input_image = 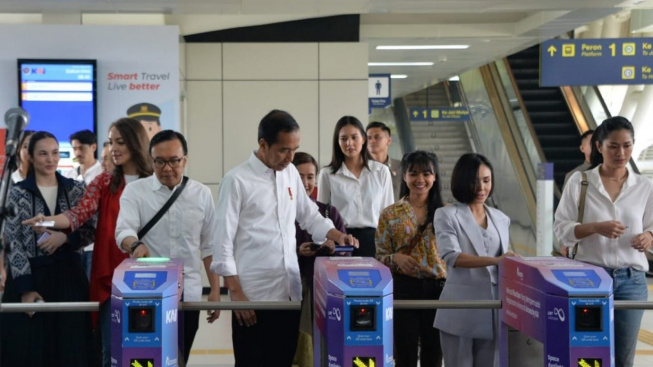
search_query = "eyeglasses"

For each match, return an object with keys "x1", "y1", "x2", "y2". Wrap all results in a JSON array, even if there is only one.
[{"x1": 152, "y1": 156, "x2": 186, "y2": 168}]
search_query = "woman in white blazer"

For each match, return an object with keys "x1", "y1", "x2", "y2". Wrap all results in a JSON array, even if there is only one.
[{"x1": 433, "y1": 153, "x2": 518, "y2": 367}]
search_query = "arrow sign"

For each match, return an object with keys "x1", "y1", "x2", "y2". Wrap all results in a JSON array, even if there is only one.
[
  {"x1": 376, "y1": 336, "x2": 381, "y2": 340},
  {"x1": 125, "y1": 337, "x2": 130, "y2": 342},
  {"x1": 347, "y1": 336, "x2": 352, "y2": 340},
  {"x1": 547, "y1": 45, "x2": 557, "y2": 57}
]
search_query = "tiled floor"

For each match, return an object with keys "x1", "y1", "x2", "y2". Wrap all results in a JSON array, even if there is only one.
[{"x1": 187, "y1": 281, "x2": 653, "y2": 367}]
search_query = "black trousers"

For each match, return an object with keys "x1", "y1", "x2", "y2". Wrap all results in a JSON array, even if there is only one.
[
  {"x1": 231, "y1": 309, "x2": 301, "y2": 367},
  {"x1": 346, "y1": 227, "x2": 377, "y2": 257},
  {"x1": 393, "y1": 273, "x2": 445, "y2": 367},
  {"x1": 180, "y1": 310, "x2": 200, "y2": 365}
]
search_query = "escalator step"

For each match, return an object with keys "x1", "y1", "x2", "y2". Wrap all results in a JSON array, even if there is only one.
[
  {"x1": 519, "y1": 89, "x2": 561, "y2": 99},
  {"x1": 528, "y1": 112, "x2": 573, "y2": 121},
  {"x1": 510, "y1": 69, "x2": 539, "y2": 79},
  {"x1": 522, "y1": 100, "x2": 568, "y2": 110},
  {"x1": 542, "y1": 148, "x2": 582, "y2": 160},
  {"x1": 532, "y1": 123, "x2": 579, "y2": 135},
  {"x1": 538, "y1": 135, "x2": 579, "y2": 146}
]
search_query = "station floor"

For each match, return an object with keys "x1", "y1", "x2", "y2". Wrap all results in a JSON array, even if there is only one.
[{"x1": 187, "y1": 279, "x2": 653, "y2": 367}]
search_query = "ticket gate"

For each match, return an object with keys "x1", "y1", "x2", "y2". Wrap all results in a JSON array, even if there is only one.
[
  {"x1": 111, "y1": 258, "x2": 183, "y2": 367},
  {"x1": 500, "y1": 257, "x2": 614, "y2": 367},
  {"x1": 313, "y1": 257, "x2": 393, "y2": 367}
]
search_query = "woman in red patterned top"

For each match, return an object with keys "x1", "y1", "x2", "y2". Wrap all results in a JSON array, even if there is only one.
[{"x1": 24, "y1": 118, "x2": 152, "y2": 367}]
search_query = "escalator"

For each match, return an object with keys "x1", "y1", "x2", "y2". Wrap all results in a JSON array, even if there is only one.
[{"x1": 507, "y1": 45, "x2": 583, "y2": 190}]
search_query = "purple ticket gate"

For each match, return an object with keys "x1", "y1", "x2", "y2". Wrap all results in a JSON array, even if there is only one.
[
  {"x1": 313, "y1": 257, "x2": 394, "y2": 367},
  {"x1": 500, "y1": 257, "x2": 614, "y2": 367},
  {"x1": 111, "y1": 258, "x2": 183, "y2": 367}
]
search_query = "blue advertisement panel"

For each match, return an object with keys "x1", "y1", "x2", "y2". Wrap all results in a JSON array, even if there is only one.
[
  {"x1": 541, "y1": 38, "x2": 653, "y2": 86},
  {"x1": 409, "y1": 107, "x2": 470, "y2": 121}
]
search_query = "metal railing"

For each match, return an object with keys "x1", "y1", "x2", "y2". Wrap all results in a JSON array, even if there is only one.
[{"x1": 2, "y1": 300, "x2": 653, "y2": 313}]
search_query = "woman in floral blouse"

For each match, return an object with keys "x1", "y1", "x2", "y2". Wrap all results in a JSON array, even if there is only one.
[{"x1": 375, "y1": 150, "x2": 447, "y2": 367}]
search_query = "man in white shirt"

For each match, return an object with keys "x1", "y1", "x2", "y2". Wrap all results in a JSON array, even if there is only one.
[
  {"x1": 211, "y1": 110, "x2": 357, "y2": 367},
  {"x1": 366, "y1": 121, "x2": 402, "y2": 201},
  {"x1": 65, "y1": 129, "x2": 103, "y2": 280},
  {"x1": 65, "y1": 129, "x2": 102, "y2": 185},
  {"x1": 115, "y1": 130, "x2": 221, "y2": 365}
]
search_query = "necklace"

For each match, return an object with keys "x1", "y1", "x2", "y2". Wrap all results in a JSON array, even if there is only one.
[
  {"x1": 408, "y1": 197, "x2": 427, "y2": 209},
  {"x1": 602, "y1": 171, "x2": 628, "y2": 182}
]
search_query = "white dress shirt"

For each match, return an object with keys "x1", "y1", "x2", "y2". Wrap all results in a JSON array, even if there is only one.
[
  {"x1": 555, "y1": 165, "x2": 653, "y2": 271},
  {"x1": 317, "y1": 160, "x2": 394, "y2": 228},
  {"x1": 64, "y1": 160, "x2": 102, "y2": 185},
  {"x1": 116, "y1": 175, "x2": 217, "y2": 302},
  {"x1": 210, "y1": 152, "x2": 335, "y2": 301}
]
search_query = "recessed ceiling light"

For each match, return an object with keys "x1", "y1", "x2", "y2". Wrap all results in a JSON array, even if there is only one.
[
  {"x1": 376, "y1": 45, "x2": 469, "y2": 50},
  {"x1": 449, "y1": 76, "x2": 460, "y2": 81},
  {"x1": 368, "y1": 62, "x2": 434, "y2": 66},
  {"x1": 391, "y1": 74, "x2": 407, "y2": 79}
]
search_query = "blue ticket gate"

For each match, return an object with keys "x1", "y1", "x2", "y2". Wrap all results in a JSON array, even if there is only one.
[
  {"x1": 313, "y1": 257, "x2": 394, "y2": 367},
  {"x1": 111, "y1": 258, "x2": 183, "y2": 367},
  {"x1": 500, "y1": 257, "x2": 614, "y2": 367}
]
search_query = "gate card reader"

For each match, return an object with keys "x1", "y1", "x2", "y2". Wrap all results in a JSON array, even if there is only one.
[
  {"x1": 313, "y1": 257, "x2": 394, "y2": 367},
  {"x1": 111, "y1": 258, "x2": 183, "y2": 367},
  {"x1": 499, "y1": 257, "x2": 613, "y2": 367}
]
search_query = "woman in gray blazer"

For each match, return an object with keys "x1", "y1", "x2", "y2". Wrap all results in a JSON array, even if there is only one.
[{"x1": 433, "y1": 153, "x2": 517, "y2": 367}]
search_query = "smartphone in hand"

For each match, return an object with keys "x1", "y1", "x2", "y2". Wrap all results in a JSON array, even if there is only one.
[{"x1": 37, "y1": 232, "x2": 51, "y2": 244}]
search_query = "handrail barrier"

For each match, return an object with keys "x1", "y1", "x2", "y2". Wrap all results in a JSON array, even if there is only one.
[{"x1": 2, "y1": 300, "x2": 653, "y2": 313}]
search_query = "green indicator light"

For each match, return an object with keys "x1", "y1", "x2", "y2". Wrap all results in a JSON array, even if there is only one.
[{"x1": 136, "y1": 257, "x2": 171, "y2": 262}]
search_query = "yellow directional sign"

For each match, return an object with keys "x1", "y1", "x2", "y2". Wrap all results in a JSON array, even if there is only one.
[
  {"x1": 130, "y1": 359, "x2": 154, "y2": 367},
  {"x1": 547, "y1": 45, "x2": 557, "y2": 57},
  {"x1": 353, "y1": 357, "x2": 376, "y2": 367}
]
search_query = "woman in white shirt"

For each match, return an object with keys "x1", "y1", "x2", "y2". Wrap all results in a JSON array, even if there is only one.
[
  {"x1": 318, "y1": 116, "x2": 394, "y2": 257},
  {"x1": 10, "y1": 130, "x2": 34, "y2": 184},
  {"x1": 555, "y1": 116, "x2": 653, "y2": 367}
]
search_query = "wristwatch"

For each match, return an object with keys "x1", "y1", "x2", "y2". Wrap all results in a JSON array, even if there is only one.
[{"x1": 130, "y1": 240, "x2": 144, "y2": 254}]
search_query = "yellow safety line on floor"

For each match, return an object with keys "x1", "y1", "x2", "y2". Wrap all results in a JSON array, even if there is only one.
[
  {"x1": 639, "y1": 329, "x2": 653, "y2": 347},
  {"x1": 648, "y1": 284, "x2": 653, "y2": 291},
  {"x1": 190, "y1": 349, "x2": 234, "y2": 355},
  {"x1": 636, "y1": 350, "x2": 653, "y2": 355}
]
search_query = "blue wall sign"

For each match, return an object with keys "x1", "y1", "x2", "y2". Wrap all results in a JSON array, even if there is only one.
[
  {"x1": 409, "y1": 107, "x2": 470, "y2": 121},
  {"x1": 369, "y1": 74, "x2": 391, "y2": 111},
  {"x1": 541, "y1": 38, "x2": 653, "y2": 86}
]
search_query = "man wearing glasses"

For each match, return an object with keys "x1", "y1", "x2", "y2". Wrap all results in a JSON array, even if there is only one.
[{"x1": 115, "y1": 130, "x2": 221, "y2": 365}]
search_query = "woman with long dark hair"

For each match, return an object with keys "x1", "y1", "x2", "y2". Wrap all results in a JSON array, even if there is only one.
[
  {"x1": 318, "y1": 116, "x2": 393, "y2": 257},
  {"x1": 375, "y1": 150, "x2": 447, "y2": 367},
  {"x1": 555, "y1": 116, "x2": 653, "y2": 367},
  {"x1": 23, "y1": 118, "x2": 152, "y2": 367},
  {"x1": 1, "y1": 131, "x2": 95, "y2": 367}
]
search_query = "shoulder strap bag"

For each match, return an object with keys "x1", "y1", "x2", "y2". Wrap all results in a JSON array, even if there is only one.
[
  {"x1": 137, "y1": 176, "x2": 189, "y2": 239},
  {"x1": 569, "y1": 172, "x2": 589, "y2": 260}
]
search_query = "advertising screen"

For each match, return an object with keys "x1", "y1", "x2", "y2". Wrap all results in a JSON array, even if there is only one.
[{"x1": 18, "y1": 59, "x2": 97, "y2": 171}]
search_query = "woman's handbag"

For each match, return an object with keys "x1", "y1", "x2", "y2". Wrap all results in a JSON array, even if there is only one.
[{"x1": 569, "y1": 172, "x2": 589, "y2": 259}]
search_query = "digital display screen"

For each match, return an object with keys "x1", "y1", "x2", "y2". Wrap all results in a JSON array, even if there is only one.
[{"x1": 18, "y1": 59, "x2": 97, "y2": 171}]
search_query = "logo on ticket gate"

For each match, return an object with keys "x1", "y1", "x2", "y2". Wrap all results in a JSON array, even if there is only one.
[
  {"x1": 578, "y1": 358, "x2": 602, "y2": 367},
  {"x1": 353, "y1": 356, "x2": 376, "y2": 367}
]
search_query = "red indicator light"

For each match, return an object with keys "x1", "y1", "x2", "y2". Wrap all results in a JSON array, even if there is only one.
[
  {"x1": 583, "y1": 309, "x2": 589, "y2": 314},
  {"x1": 140, "y1": 310, "x2": 147, "y2": 316},
  {"x1": 360, "y1": 308, "x2": 366, "y2": 313}
]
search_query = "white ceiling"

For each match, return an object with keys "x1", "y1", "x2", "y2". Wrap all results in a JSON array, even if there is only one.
[{"x1": 0, "y1": 0, "x2": 650, "y2": 97}]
